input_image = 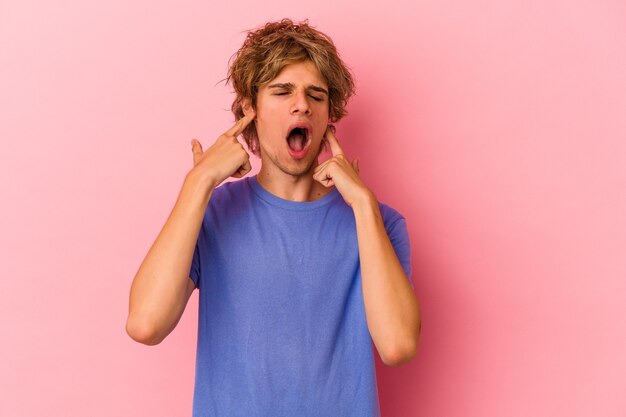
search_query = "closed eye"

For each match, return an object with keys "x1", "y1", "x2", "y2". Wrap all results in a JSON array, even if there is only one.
[{"x1": 272, "y1": 91, "x2": 324, "y2": 101}]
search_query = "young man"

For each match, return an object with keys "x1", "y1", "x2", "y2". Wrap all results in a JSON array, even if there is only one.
[{"x1": 126, "y1": 19, "x2": 421, "y2": 417}]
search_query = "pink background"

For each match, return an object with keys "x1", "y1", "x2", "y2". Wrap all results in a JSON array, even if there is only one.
[{"x1": 1, "y1": 0, "x2": 625, "y2": 416}]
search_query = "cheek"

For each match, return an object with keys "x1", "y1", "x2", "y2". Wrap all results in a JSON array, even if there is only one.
[
  {"x1": 254, "y1": 113, "x2": 283, "y2": 142},
  {"x1": 316, "y1": 115, "x2": 330, "y2": 134},
  {"x1": 318, "y1": 105, "x2": 330, "y2": 125},
  {"x1": 256, "y1": 100, "x2": 280, "y2": 123}
]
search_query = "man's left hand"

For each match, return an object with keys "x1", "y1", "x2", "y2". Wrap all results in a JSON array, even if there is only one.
[{"x1": 313, "y1": 126, "x2": 374, "y2": 208}]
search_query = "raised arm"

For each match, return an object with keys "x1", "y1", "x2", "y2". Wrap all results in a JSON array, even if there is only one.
[
  {"x1": 126, "y1": 113, "x2": 255, "y2": 345},
  {"x1": 313, "y1": 126, "x2": 421, "y2": 366}
]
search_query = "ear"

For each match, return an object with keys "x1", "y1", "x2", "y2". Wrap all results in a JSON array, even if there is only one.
[{"x1": 241, "y1": 98, "x2": 255, "y2": 118}]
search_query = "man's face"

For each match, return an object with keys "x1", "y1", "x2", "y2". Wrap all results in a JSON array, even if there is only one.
[{"x1": 253, "y1": 60, "x2": 330, "y2": 177}]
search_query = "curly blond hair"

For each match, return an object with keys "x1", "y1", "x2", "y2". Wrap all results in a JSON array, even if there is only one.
[{"x1": 226, "y1": 19, "x2": 356, "y2": 156}]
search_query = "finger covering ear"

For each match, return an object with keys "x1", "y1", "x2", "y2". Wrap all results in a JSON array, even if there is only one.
[{"x1": 241, "y1": 98, "x2": 255, "y2": 118}]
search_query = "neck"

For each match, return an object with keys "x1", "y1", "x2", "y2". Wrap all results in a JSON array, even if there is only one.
[{"x1": 256, "y1": 159, "x2": 334, "y2": 202}]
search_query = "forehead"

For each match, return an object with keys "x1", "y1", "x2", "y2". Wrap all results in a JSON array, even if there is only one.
[{"x1": 265, "y1": 60, "x2": 327, "y2": 88}]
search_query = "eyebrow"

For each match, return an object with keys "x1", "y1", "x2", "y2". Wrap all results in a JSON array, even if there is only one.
[{"x1": 267, "y1": 82, "x2": 329, "y2": 96}]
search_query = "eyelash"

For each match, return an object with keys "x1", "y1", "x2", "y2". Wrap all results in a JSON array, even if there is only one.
[{"x1": 274, "y1": 92, "x2": 323, "y2": 102}]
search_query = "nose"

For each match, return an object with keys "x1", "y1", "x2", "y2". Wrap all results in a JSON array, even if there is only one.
[{"x1": 290, "y1": 90, "x2": 311, "y2": 116}]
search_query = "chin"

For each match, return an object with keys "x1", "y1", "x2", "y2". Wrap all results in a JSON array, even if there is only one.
[{"x1": 280, "y1": 153, "x2": 319, "y2": 177}]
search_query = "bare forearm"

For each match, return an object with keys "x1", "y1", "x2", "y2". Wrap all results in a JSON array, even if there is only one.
[
  {"x1": 310, "y1": 128, "x2": 420, "y2": 365},
  {"x1": 353, "y1": 193, "x2": 421, "y2": 366},
  {"x1": 126, "y1": 171, "x2": 214, "y2": 345}
]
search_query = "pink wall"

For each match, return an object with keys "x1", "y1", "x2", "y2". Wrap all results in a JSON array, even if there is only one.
[{"x1": 1, "y1": 0, "x2": 625, "y2": 416}]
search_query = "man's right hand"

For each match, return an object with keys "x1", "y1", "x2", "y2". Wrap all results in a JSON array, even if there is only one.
[{"x1": 189, "y1": 112, "x2": 256, "y2": 190}]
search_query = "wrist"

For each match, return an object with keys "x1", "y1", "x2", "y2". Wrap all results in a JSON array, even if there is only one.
[
  {"x1": 183, "y1": 169, "x2": 218, "y2": 205},
  {"x1": 186, "y1": 167, "x2": 219, "y2": 193},
  {"x1": 351, "y1": 188, "x2": 377, "y2": 213}
]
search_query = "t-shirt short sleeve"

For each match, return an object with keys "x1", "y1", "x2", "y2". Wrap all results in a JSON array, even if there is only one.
[
  {"x1": 189, "y1": 239, "x2": 201, "y2": 289},
  {"x1": 381, "y1": 204, "x2": 414, "y2": 289}
]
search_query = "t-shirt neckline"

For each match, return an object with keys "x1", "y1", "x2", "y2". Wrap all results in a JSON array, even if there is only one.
[{"x1": 247, "y1": 175, "x2": 340, "y2": 211}]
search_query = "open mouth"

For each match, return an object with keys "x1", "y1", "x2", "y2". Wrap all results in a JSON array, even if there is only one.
[{"x1": 286, "y1": 126, "x2": 310, "y2": 153}]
